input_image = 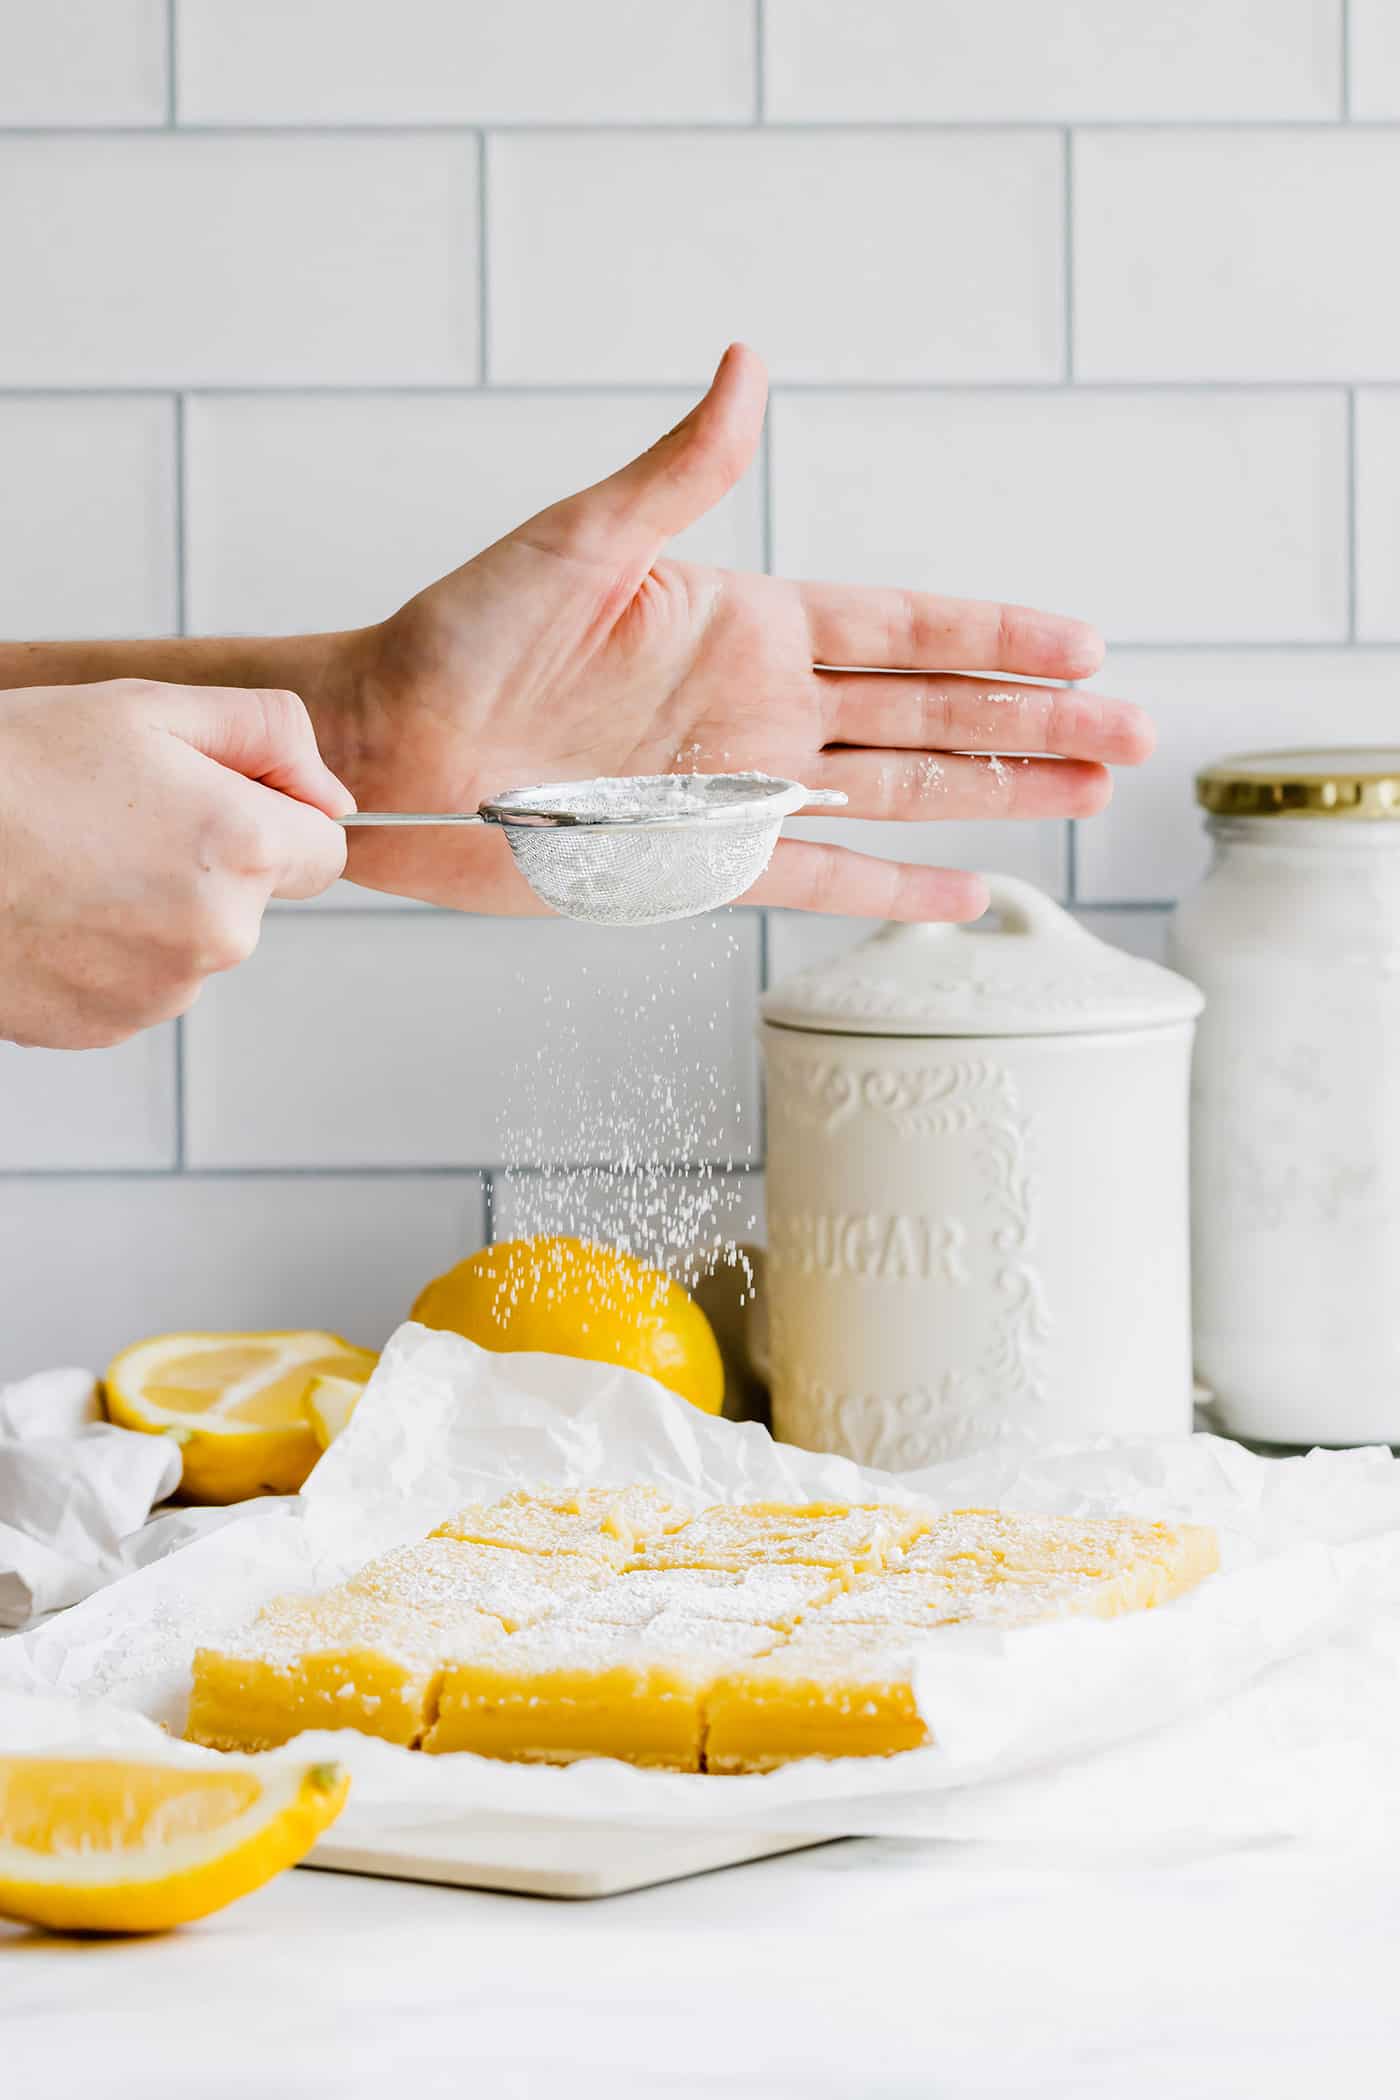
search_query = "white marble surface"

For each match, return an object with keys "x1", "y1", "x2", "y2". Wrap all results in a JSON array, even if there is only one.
[{"x1": 8, "y1": 1835, "x2": 1400, "y2": 2098}]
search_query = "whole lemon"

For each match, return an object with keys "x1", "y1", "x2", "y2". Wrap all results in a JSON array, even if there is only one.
[{"x1": 410, "y1": 1236, "x2": 724, "y2": 1415}]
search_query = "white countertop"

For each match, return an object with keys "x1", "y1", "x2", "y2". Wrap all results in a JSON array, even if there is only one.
[{"x1": 9, "y1": 1835, "x2": 1399, "y2": 2098}]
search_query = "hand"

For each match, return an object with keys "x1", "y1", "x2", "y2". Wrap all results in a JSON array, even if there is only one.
[
  {"x1": 321, "y1": 344, "x2": 1151, "y2": 920},
  {"x1": 0, "y1": 680, "x2": 352, "y2": 1048}
]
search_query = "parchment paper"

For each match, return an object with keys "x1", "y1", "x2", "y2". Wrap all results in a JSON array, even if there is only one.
[{"x1": 4, "y1": 1321, "x2": 1400, "y2": 1844}]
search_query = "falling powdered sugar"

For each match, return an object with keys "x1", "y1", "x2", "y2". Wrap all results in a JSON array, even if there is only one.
[{"x1": 493, "y1": 915, "x2": 760, "y2": 1308}]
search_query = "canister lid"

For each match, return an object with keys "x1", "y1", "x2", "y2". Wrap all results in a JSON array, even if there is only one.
[
  {"x1": 1197, "y1": 747, "x2": 1400, "y2": 819},
  {"x1": 760, "y1": 876, "x2": 1203, "y2": 1039}
]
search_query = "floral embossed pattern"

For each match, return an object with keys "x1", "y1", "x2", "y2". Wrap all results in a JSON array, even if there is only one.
[{"x1": 765, "y1": 1038, "x2": 1049, "y2": 1465}]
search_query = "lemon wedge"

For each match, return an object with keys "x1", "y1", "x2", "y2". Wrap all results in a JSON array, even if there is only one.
[
  {"x1": 0, "y1": 1755, "x2": 348, "y2": 1934},
  {"x1": 104, "y1": 1331, "x2": 379, "y2": 1504},
  {"x1": 304, "y1": 1372, "x2": 369, "y2": 1450}
]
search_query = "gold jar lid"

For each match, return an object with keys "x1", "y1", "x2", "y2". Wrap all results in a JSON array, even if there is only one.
[{"x1": 1197, "y1": 747, "x2": 1400, "y2": 819}]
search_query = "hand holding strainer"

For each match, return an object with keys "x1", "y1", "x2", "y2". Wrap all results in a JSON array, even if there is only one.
[{"x1": 341, "y1": 773, "x2": 845, "y2": 926}]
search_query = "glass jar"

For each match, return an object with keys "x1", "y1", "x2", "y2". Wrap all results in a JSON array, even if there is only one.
[{"x1": 1168, "y1": 749, "x2": 1400, "y2": 1447}]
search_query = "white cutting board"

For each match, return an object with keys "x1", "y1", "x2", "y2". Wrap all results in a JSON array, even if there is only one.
[{"x1": 305, "y1": 1815, "x2": 837, "y2": 1900}]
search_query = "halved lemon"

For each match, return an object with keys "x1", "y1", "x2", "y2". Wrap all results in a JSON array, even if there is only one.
[
  {"x1": 0, "y1": 1754, "x2": 348, "y2": 1935},
  {"x1": 304, "y1": 1372, "x2": 369, "y2": 1450},
  {"x1": 104, "y1": 1332, "x2": 379, "y2": 1504}
]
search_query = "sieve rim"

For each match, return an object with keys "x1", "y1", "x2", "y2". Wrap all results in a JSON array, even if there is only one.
[{"x1": 480, "y1": 772, "x2": 840, "y2": 834}]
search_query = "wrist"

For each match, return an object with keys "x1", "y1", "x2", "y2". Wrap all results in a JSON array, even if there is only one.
[{"x1": 292, "y1": 625, "x2": 379, "y2": 794}]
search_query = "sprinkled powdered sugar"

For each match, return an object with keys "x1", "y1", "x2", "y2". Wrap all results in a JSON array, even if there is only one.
[
  {"x1": 565, "y1": 1565, "x2": 837, "y2": 1629},
  {"x1": 229, "y1": 1591, "x2": 504, "y2": 1669},
  {"x1": 347, "y1": 1541, "x2": 611, "y2": 1628},
  {"x1": 463, "y1": 1615, "x2": 777, "y2": 1677}
]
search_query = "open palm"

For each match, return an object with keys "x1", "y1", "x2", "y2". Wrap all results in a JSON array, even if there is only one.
[{"x1": 329, "y1": 346, "x2": 1150, "y2": 919}]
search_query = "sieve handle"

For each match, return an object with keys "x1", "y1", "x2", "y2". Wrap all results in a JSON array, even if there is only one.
[{"x1": 339, "y1": 812, "x2": 487, "y2": 826}]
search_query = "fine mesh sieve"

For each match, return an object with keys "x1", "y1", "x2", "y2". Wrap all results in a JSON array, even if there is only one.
[{"x1": 341, "y1": 774, "x2": 846, "y2": 926}]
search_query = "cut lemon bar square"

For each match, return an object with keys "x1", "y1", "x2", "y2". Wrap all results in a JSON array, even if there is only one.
[
  {"x1": 186, "y1": 1590, "x2": 504, "y2": 1754},
  {"x1": 704, "y1": 1628, "x2": 939, "y2": 1773},
  {"x1": 565, "y1": 1564, "x2": 839, "y2": 1631},
  {"x1": 423, "y1": 1615, "x2": 776, "y2": 1769},
  {"x1": 347, "y1": 1538, "x2": 612, "y2": 1629},
  {"x1": 893, "y1": 1510, "x2": 1220, "y2": 1613},
  {"x1": 633, "y1": 1501, "x2": 929, "y2": 1577},
  {"x1": 430, "y1": 1487, "x2": 686, "y2": 1563},
  {"x1": 520, "y1": 1485, "x2": 693, "y2": 1549}
]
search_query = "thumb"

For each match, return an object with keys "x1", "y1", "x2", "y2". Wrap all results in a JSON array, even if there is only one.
[
  {"x1": 155, "y1": 684, "x2": 356, "y2": 819},
  {"x1": 545, "y1": 342, "x2": 768, "y2": 558}
]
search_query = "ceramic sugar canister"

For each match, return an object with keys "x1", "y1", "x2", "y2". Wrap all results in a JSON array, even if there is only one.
[{"x1": 760, "y1": 876, "x2": 1204, "y2": 1469}]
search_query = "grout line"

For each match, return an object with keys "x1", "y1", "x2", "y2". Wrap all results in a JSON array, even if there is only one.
[
  {"x1": 481, "y1": 1169, "x2": 496, "y2": 1243},
  {"x1": 0, "y1": 379, "x2": 1384, "y2": 399},
  {"x1": 759, "y1": 411, "x2": 774, "y2": 574},
  {"x1": 1342, "y1": 0, "x2": 1352, "y2": 120},
  {"x1": 0, "y1": 1160, "x2": 767, "y2": 1185},
  {"x1": 1063, "y1": 820, "x2": 1078, "y2": 904},
  {"x1": 164, "y1": 0, "x2": 177, "y2": 126},
  {"x1": 753, "y1": 0, "x2": 766, "y2": 123},
  {"x1": 1062, "y1": 129, "x2": 1074, "y2": 381},
  {"x1": 172, "y1": 391, "x2": 188, "y2": 637},
  {"x1": 1347, "y1": 386, "x2": 1358, "y2": 640},
  {"x1": 476, "y1": 131, "x2": 490, "y2": 383},
  {"x1": 1071, "y1": 899, "x2": 1177, "y2": 915},
  {"x1": 171, "y1": 1021, "x2": 186, "y2": 1170},
  {"x1": 756, "y1": 908, "x2": 771, "y2": 1167},
  {"x1": 3, "y1": 118, "x2": 1400, "y2": 136}
]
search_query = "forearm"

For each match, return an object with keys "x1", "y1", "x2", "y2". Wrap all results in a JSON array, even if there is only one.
[{"x1": 0, "y1": 631, "x2": 363, "y2": 779}]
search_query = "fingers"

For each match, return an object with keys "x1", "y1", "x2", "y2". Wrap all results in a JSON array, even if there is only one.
[
  {"x1": 806, "y1": 750, "x2": 1113, "y2": 824},
  {"x1": 745, "y1": 840, "x2": 990, "y2": 922},
  {"x1": 801, "y1": 583, "x2": 1104, "y2": 682},
  {"x1": 539, "y1": 342, "x2": 769, "y2": 559},
  {"x1": 818, "y1": 672, "x2": 1153, "y2": 766},
  {"x1": 146, "y1": 681, "x2": 357, "y2": 818},
  {"x1": 259, "y1": 789, "x2": 350, "y2": 901}
]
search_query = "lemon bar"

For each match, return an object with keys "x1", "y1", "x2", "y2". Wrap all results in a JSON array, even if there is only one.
[
  {"x1": 633, "y1": 1501, "x2": 929, "y2": 1577},
  {"x1": 423, "y1": 1616, "x2": 776, "y2": 1769},
  {"x1": 704, "y1": 1629, "x2": 938, "y2": 1773},
  {"x1": 565, "y1": 1565, "x2": 839, "y2": 1631},
  {"x1": 519, "y1": 1486, "x2": 693, "y2": 1548},
  {"x1": 430, "y1": 1487, "x2": 683, "y2": 1563},
  {"x1": 893, "y1": 1510, "x2": 1220, "y2": 1612},
  {"x1": 347, "y1": 1538, "x2": 613, "y2": 1629},
  {"x1": 186, "y1": 1590, "x2": 504, "y2": 1753}
]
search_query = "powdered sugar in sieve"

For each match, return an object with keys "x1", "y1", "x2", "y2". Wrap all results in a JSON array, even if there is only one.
[{"x1": 342, "y1": 774, "x2": 846, "y2": 926}]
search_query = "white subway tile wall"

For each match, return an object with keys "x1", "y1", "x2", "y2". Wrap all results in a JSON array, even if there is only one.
[
  {"x1": 1075, "y1": 131, "x2": 1400, "y2": 381},
  {"x1": 176, "y1": 0, "x2": 756, "y2": 126},
  {"x1": 0, "y1": 2, "x2": 1394, "y2": 1370},
  {"x1": 0, "y1": 134, "x2": 479, "y2": 387},
  {"x1": 764, "y1": 1, "x2": 1342, "y2": 123},
  {"x1": 182, "y1": 913, "x2": 761, "y2": 1171},
  {"x1": 487, "y1": 130, "x2": 1065, "y2": 384},
  {"x1": 771, "y1": 390, "x2": 1348, "y2": 643},
  {"x1": 0, "y1": 1175, "x2": 486, "y2": 1379},
  {"x1": 0, "y1": 0, "x2": 167, "y2": 125},
  {"x1": 0, "y1": 395, "x2": 176, "y2": 636},
  {"x1": 1348, "y1": 1, "x2": 1400, "y2": 119},
  {"x1": 185, "y1": 393, "x2": 762, "y2": 636}
]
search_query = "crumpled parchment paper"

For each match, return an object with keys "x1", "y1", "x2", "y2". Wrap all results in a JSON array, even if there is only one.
[{"x1": 4, "y1": 1322, "x2": 1400, "y2": 1845}]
